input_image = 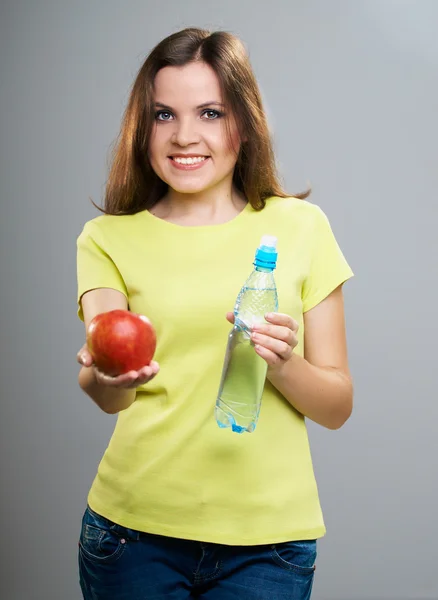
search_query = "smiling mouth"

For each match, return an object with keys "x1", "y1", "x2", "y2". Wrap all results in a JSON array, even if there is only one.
[{"x1": 170, "y1": 156, "x2": 209, "y2": 165}]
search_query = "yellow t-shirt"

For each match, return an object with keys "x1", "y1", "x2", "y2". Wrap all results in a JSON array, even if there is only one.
[{"x1": 76, "y1": 196, "x2": 353, "y2": 545}]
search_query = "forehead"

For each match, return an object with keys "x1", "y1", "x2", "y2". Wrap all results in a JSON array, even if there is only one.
[{"x1": 153, "y1": 62, "x2": 223, "y2": 105}]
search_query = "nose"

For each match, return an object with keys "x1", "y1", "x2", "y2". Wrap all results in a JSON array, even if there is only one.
[{"x1": 171, "y1": 117, "x2": 201, "y2": 147}]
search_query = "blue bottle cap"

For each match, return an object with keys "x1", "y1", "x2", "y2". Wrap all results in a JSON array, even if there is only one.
[{"x1": 254, "y1": 235, "x2": 278, "y2": 269}]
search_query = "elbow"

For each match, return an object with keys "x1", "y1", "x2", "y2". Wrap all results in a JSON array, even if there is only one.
[
  {"x1": 101, "y1": 404, "x2": 124, "y2": 415},
  {"x1": 327, "y1": 404, "x2": 353, "y2": 430},
  {"x1": 99, "y1": 396, "x2": 134, "y2": 415},
  {"x1": 327, "y1": 382, "x2": 354, "y2": 430},
  {"x1": 101, "y1": 405, "x2": 118, "y2": 415}
]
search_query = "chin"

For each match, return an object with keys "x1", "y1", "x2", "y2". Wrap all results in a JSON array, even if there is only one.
[
  {"x1": 172, "y1": 186, "x2": 210, "y2": 194},
  {"x1": 165, "y1": 179, "x2": 213, "y2": 195}
]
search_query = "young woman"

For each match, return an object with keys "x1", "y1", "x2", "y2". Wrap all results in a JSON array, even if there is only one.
[{"x1": 76, "y1": 27, "x2": 354, "y2": 600}]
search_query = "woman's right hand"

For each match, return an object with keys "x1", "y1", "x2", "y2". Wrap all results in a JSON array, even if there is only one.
[{"x1": 76, "y1": 343, "x2": 160, "y2": 389}]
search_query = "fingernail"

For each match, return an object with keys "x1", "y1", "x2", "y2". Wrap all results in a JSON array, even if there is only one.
[{"x1": 265, "y1": 313, "x2": 273, "y2": 319}]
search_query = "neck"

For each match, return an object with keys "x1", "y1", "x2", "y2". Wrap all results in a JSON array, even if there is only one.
[{"x1": 154, "y1": 183, "x2": 247, "y2": 225}]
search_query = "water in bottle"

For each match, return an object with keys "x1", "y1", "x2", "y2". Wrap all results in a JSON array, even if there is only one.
[{"x1": 215, "y1": 235, "x2": 279, "y2": 433}]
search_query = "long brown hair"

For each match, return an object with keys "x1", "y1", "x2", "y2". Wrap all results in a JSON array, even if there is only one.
[{"x1": 96, "y1": 27, "x2": 310, "y2": 215}]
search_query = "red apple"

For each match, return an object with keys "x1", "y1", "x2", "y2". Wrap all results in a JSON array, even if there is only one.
[{"x1": 86, "y1": 309, "x2": 156, "y2": 376}]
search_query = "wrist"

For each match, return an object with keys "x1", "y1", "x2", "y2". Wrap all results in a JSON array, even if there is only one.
[{"x1": 267, "y1": 351, "x2": 300, "y2": 382}]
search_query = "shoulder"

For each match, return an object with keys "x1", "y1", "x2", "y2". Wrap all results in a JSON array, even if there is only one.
[
  {"x1": 262, "y1": 196, "x2": 328, "y2": 227},
  {"x1": 78, "y1": 211, "x2": 147, "y2": 241}
]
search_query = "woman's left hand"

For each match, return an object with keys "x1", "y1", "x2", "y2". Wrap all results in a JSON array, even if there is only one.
[{"x1": 225, "y1": 312, "x2": 299, "y2": 371}]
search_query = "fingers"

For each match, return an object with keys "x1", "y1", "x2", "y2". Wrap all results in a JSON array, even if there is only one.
[
  {"x1": 77, "y1": 344, "x2": 93, "y2": 367},
  {"x1": 93, "y1": 368, "x2": 135, "y2": 388},
  {"x1": 252, "y1": 314, "x2": 298, "y2": 351},
  {"x1": 253, "y1": 343, "x2": 285, "y2": 366},
  {"x1": 226, "y1": 311, "x2": 298, "y2": 333},
  {"x1": 225, "y1": 310, "x2": 299, "y2": 365},
  {"x1": 77, "y1": 341, "x2": 159, "y2": 388},
  {"x1": 251, "y1": 313, "x2": 299, "y2": 365},
  {"x1": 252, "y1": 323, "x2": 295, "y2": 345},
  {"x1": 251, "y1": 331, "x2": 294, "y2": 361},
  {"x1": 77, "y1": 336, "x2": 160, "y2": 390},
  {"x1": 94, "y1": 362, "x2": 160, "y2": 389},
  {"x1": 264, "y1": 312, "x2": 299, "y2": 332},
  {"x1": 135, "y1": 361, "x2": 160, "y2": 384}
]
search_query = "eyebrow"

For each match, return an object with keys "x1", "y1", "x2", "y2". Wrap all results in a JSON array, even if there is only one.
[{"x1": 154, "y1": 101, "x2": 225, "y2": 110}]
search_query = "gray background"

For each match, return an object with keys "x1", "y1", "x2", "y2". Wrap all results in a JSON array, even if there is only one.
[{"x1": 1, "y1": 1, "x2": 437, "y2": 599}]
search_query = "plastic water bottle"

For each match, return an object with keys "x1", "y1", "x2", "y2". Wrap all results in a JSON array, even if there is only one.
[{"x1": 215, "y1": 235, "x2": 279, "y2": 433}]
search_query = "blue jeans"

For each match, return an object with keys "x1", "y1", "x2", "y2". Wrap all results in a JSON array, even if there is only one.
[{"x1": 78, "y1": 505, "x2": 317, "y2": 599}]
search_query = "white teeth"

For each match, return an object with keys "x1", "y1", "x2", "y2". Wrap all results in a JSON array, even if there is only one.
[{"x1": 173, "y1": 156, "x2": 207, "y2": 165}]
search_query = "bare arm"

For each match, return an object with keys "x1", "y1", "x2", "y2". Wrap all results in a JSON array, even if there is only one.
[
  {"x1": 266, "y1": 286, "x2": 353, "y2": 429},
  {"x1": 77, "y1": 288, "x2": 158, "y2": 414}
]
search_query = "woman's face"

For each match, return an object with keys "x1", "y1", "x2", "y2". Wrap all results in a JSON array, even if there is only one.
[{"x1": 148, "y1": 61, "x2": 241, "y2": 196}]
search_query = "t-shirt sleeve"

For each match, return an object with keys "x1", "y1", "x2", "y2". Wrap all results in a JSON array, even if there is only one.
[
  {"x1": 301, "y1": 205, "x2": 354, "y2": 312},
  {"x1": 76, "y1": 220, "x2": 128, "y2": 321}
]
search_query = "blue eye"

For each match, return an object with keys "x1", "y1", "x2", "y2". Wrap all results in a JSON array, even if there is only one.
[
  {"x1": 155, "y1": 111, "x2": 173, "y2": 121},
  {"x1": 202, "y1": 109, "x2": 223, "y2": 120}
]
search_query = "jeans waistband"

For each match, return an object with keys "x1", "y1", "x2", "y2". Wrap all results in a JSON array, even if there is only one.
[{"x1": 87, "y1": 505, "x2": 143, "y2": 541}]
